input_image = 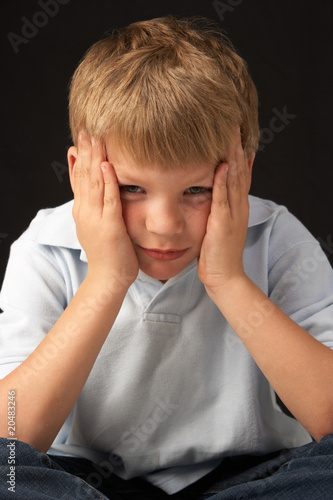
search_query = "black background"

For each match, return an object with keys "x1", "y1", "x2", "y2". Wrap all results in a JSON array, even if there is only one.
[{"x1": 1, "y1": 0, "x2": 332, "y2": 286}]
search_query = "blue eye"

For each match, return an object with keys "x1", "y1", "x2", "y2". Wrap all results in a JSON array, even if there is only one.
[
  {"x1": 186, "y1": 187, "x2": 210, "y2": 194},
  {"x1": 121, "y1": 185, "x2": 143, "y2": 193}
]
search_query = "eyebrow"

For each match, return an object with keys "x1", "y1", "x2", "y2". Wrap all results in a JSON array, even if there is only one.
[
  {"x1": 116, "y1": 171, "x2": 215, "y2": 187},
  {"x1": 115, "y1": 173, "x2": 146, "y2": 185},
  {"x1": 111, "y1": 157, "x2": 217, "y2": 184}
]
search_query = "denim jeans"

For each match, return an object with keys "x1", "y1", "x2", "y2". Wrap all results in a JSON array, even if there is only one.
[{"x1": 0, "y1": 435, "x2": 332, "y2": 499}]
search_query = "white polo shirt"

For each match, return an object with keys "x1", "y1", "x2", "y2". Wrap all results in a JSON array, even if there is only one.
[{"x1": 1, "y1": 195, "x2": 332, "y2": 494}]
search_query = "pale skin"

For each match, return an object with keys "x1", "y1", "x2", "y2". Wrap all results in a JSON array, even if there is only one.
[{"x1": 0, "y1": 128, "x2": 332, "y2": 453}]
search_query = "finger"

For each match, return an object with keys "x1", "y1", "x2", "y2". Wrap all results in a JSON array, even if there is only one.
[
  {"x1": 89, "y1": 137, "x2": 106, "y2": 210},
  {"x1": 210, "y1": 163, "x2": 230, "y2": 217},
  {"x1": 76, "y1": 131, "x2": 92, "y2": 207},
  {"x1": 72, "y1": 131, "x2": 91, "y2": 220},
  {"x1": 226, "y1": 127, "x2": 240, "y2": 178},
  {"x1": 226, "y1": 127, "x2": 249, "y2": 217},
  {"x1": 235, "y1": 129, "x2": 250, "y2": 190},
  {"x1": 100, "y1": 162, "x2": 123, "y2": 219}
]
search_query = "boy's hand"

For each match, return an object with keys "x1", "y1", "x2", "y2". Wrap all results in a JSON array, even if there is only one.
[
  {"x1": 72, "y1": 132, "x2": 139, "y2": 291},
  {"x1": 197, "y1": 128, "x2": 251, "y2": 297}
]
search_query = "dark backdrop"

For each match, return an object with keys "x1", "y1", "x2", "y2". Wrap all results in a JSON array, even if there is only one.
[{"x1": 1, "y1": 0, "x2": 332, "y2": 286}]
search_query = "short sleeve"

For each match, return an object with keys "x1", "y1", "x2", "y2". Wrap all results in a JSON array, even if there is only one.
[
  {"x1": 0, "y1": 237, "x2": 69, "y2": 379},
  {"x1": 267, "y1": 212, "x2": 333, "y2": 349}
]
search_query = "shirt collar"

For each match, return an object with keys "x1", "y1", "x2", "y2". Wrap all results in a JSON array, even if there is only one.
[
  {"x1": 34, "y1": 195, "x2": 276, "y2": 262},
  {"x1": 34, "y1": 200, "x2": 87, "y2": 260},
  {"x1": 248, "y1": 194, "x2": 277, "y2": 226}
]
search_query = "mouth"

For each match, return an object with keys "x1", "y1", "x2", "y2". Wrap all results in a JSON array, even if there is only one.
[{"x1": 138, "y1": 246, "x2": 188, "y2": 261}]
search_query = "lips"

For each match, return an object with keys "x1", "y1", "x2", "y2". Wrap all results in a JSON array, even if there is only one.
[{"x1": 138, "y1": 246, "x2": 188, "y2": 261}]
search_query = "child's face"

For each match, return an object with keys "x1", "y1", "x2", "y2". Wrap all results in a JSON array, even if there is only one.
[{"x1": 105, "y1": 140, "x2": 216, "y2": 282}]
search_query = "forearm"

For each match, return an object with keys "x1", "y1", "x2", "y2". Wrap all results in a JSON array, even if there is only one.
[
  {"x1": 0, "y1": 275, "x2": 127, "y2": 452},
  {"x1": 209, "y1": 276, "x2": 333, "y2": 441}
]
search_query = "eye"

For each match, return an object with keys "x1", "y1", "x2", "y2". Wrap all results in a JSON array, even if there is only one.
[
  {"x1": 185, "y1": 186, "x2": 212, "y2": 195},
  {"x1": 120, "y1": 185, "x2": 144, "y2": 194}
]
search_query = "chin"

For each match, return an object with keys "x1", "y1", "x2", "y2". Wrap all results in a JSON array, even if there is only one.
[{"x1": 140, "y1": 260, "x2": 188, "y2": 282}]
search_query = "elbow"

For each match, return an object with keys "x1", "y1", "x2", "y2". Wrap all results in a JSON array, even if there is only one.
[
  {"x1": 309, "y1": 407, "x2": 333, "y2": 442},
  {"x1": 311, "y1": 427, "x2": 333, "y2": 443}
]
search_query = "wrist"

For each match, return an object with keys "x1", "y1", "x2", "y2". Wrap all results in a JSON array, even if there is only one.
[
  {"x1": 206, "y1": 275, "x2": 275, "y2": 338},
  {"x1": 83, "y1": 272, "x2": 131, "y2": 301},
  {"x1": 205, "y1": 272, "x2": 250, "y2": 303}
]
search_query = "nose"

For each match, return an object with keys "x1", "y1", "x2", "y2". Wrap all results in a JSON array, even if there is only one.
[{"x1": 145, "y1": 200, "x2": 184, "y2": 236}]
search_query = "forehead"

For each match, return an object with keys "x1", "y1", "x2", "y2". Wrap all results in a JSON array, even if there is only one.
[{"x1": 104, "y1": 138, "x2": 216, "y2": 184}]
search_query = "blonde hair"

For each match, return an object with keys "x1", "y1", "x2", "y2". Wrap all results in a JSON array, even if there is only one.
[{"x1": 69, "y1": 16, "x2": 259, "y2": 168}]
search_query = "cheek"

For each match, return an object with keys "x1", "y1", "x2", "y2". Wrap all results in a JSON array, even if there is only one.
[
  {"x1": 185, "y1": 201, "x2": 211, "y2": 240},
  {"x1": 120, "y1": 202, "x2": 140, "y2": 237}
]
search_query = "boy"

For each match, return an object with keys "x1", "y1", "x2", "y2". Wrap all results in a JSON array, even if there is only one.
[{"x1": 0, "y1": 15, "x2": 332, "y2": 499}]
